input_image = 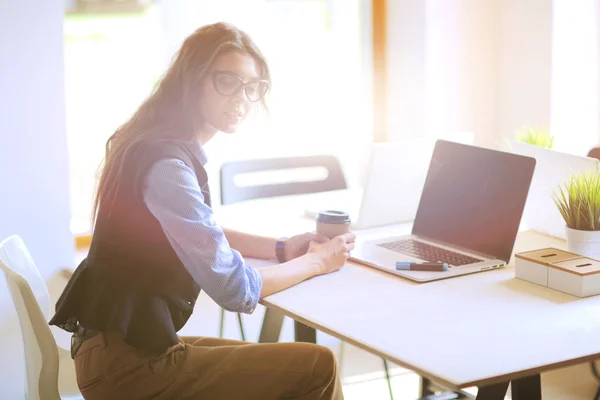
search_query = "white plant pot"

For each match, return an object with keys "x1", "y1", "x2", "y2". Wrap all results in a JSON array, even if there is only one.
[{"x1": 565, "y1": 227, "x2": 600, "y2": 260}]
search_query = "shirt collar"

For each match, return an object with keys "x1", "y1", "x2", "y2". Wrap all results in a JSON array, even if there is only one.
[{"x1": 187, "y1": 140, "x2": 208, "y2": 166}]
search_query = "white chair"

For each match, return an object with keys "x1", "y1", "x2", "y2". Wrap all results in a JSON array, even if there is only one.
[{"x1": 0, "y1": 235, "x2": 83, "y2": 400}]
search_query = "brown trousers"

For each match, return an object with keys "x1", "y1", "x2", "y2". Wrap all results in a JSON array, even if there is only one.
[{"x1": 73, "y1": 330, "x2": 343, "y2": 400}]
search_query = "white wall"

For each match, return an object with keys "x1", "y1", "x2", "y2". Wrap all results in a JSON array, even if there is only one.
[
  {"x1": 386, "y1": 0, "x2": 426, "y2": 140},
  {"x1": 0, "y1": 0, "x2": 73, "y2": 281},
  {"x1": 425, "y1": 0, "x2": 500, "y2": 148},
  {"x1": 0, "y1": 0, "x2": 73, "y2": 397},
  {"x1": 386, "y1": 0, "x2": 554, "y2": 149},
  {"x1": 551, "y1": 0, "x2": 599, "y2": 155},
  {"x1": 497, "y1": 0, "x2": 553, "y2": 144}
]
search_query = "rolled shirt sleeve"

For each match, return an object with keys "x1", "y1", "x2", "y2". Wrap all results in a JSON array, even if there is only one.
[{"x1": 143, "y1": 158, "x2": 262, "y2": 314}]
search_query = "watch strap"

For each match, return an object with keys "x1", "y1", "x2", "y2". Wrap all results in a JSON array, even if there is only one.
[{"x1": 276, "y1": 237, "x2": 288, "y2": 263}]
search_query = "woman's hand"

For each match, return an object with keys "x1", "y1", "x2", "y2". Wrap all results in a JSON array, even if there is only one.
[
  {"x1": 307, "y1": 232, "x2": 356, "y2": 275},
  {"x1": 283, "y1": 232, "x2": 330, "y2": 261},
  {"x1": 258, "y1": 232, "x2": 356, "y2": 298}
]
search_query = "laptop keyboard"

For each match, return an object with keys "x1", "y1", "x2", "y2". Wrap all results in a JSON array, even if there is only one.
[{"x1": 378, "y1": 239, "x2": 483, "y2": 266}]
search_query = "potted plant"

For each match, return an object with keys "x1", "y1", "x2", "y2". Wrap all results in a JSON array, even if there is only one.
[
  {"x1": 553, "y1": 169, "x2": 600, "y2": 259},
  {"x1": 515, "y1": 126, "x2": 555, "y2": 149}
]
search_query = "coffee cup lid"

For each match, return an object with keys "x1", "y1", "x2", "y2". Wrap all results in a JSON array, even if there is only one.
[{"x1": 316, "y1": 210, "x2": 351, "y2": 224}]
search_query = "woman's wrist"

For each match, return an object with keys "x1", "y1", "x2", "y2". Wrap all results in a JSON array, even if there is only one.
[{"x1": 303, "y1": 253, "x2": 324, "y2": 277}]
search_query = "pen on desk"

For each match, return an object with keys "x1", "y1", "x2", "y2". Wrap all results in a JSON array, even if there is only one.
[{"x1": 396, "y1": 261, "x2": 449, "y2": 271}]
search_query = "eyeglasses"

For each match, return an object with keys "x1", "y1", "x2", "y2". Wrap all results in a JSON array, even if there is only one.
[{"x1": 211, "y1": 70, "x2": 270, "y2": 102}]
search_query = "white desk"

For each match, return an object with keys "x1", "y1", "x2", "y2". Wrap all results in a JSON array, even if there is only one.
[{"x1": 216, "y1": 201, "x2": 600, "y2": 399}]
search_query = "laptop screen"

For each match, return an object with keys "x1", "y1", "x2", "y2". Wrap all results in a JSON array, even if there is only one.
[{"x1": 412, "y1": 140, "x2": 536, "y2": 262}]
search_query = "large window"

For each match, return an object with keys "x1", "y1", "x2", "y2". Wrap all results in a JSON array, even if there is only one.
[
  {"x1": 65, "y1": 0, "x2": 372, "y2": 234},
  {"x1": 64, "y1": 9, "x2": 165, "y2": 234}
]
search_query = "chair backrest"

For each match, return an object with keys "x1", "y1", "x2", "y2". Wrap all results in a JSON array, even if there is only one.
[
  {"x1": 0, "y1": 235, "x2": 60, "y2": 400},
  {"x1": 220, "y1": 155, "x2": 347, "y2": 205}
]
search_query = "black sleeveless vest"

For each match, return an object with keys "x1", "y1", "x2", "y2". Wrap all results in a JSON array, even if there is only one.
[{"x1": 49, "y1": 141, "x2": 210, "y2": 351}]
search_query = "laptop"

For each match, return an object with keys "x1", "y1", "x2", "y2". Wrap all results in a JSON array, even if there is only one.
[
  {"x1": 351, "y1": 140, "x2": 536, "y2": 283},
  {"x1": 511, "y1": 143, "x2": 600, "y2": 239},
  {"x1": 303, "y1": 139, "x2": 436, "y2": 229}
]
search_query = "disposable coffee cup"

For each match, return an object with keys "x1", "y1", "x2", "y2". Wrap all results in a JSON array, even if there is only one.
[{"x1": 316, "y1": 210, "x2": 351, "y2": 239}]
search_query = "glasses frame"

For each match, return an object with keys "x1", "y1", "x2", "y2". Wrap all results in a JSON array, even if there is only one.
[{"x1": 211, "y1": 70, "x2": 270, "y2": 103}]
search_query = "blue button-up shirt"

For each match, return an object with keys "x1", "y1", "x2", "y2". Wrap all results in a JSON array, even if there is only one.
[{"x1": 143, "y1": 142, "x2": 262, "y2": 314}]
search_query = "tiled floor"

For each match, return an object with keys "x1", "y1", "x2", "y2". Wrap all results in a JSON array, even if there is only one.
[{"x1": 0, "y1": 273, "x2": 597, "y2": 399}]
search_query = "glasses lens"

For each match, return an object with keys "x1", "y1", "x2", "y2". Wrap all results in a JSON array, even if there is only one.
[
  {"x1": 214, "y1": 72, "x2": 242, "y2": 96},
  {"x1": 245, "y1": 81, "x2": 270, "y2": 102}
]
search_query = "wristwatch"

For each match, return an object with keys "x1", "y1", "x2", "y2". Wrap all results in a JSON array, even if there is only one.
[{"x1": 276, "y1": 237, "x2": 288, "y2": 263}]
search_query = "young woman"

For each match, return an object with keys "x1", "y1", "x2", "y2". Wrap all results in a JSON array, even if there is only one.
[{"x1": 50, "y1": 22, "x2": 354, "y2": 400}]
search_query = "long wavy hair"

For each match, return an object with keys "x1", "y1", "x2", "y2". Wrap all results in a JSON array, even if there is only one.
[{"x1": 92, "y1": 22, "x2": 270, "y2": 221}]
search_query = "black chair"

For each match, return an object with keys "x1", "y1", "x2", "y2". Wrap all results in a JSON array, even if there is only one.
[
  {"x1": 217, "y1": 154, "x2": 348, "y2": 341},
  {"x1": 218, "y1": 155, "x2": 396, "y2": 399},
  {"x1": 220, "y1": 155, "x2": 347, "y2": 205}
]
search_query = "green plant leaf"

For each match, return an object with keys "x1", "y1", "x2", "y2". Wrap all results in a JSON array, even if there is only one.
[
  {"x1": 552, "y1": 169, "x2": 600, "y2": 230},
  {"x1": 515, "y1": 126, "x2": 554, "y2": 149}
]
